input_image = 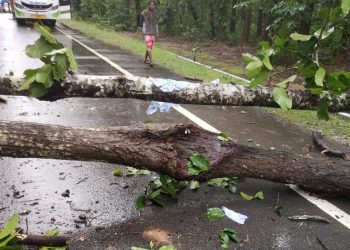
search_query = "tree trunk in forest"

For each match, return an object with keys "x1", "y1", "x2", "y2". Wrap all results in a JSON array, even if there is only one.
[
  {"x1": 262, "y1": 14, "x2": 273, "y2": 41},
  {"x1": 187, "y1": 1, "x2": 198, "y2": 21},
  {"x1": 0, "y1": 121, "x2": 349, "y2": 196},
  {"x1": 298, "y1": 3, "x2": 315, "y2": 35},
  {"x1": 230, "y1": 0, "x2": 237, "y2": 33},
  {"x1": 241, "y1": 7, "x2": 251, "y2": 44},
  {"x1": 256, "y1": 8, "x2": 264, "y2": 38},
  {"x1": 1, "y1": 74, "x2": 349, "y2": 112},
  {"x1": 134, "y1": 0, "x2": 141, "y2": 27},
  {"x1": 208, "y1": 1, "x2": 215, "y2": 38}
]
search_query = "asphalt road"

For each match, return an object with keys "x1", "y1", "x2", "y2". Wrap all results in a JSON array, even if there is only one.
[{"x1": 0, "y1": 13, "x2": 349, "y2": 250}]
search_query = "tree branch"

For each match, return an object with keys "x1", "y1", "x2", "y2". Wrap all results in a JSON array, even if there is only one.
[
  {"x1": 0, "y1": 121, "x2": 349, "y2": 196},
  {"x1": 0, "y1": 74, "x2": 349, "y2": 112}
]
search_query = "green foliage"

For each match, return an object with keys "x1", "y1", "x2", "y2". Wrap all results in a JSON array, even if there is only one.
[
  {"x1": 136, "y1": 174, "x2": 188, "y2": 209},
  {"x1": 40, "y1": 228, "x2": 67, "y2": 250},
  {"x1": 189, "y1": 180, "x2": 200, "y2": 190},
  {"x1": 206, "y1": 207, "x2": 225, "y2": 221},
  {"x1": 207, "y1": 177, "x2": 238, "y2": 194},
  {"x1": 20, "y1": 22, "x2": 78, "y2": 98},
  {"x1": 242, "y1": 0, "x2": 350, "y2": 120},
  {"x1": 187, "y1": 153, "x2": 210, "y2": 176},
  {"x1": 240, "y1": 191, "x2": 264, "y2": 201},
  {"x1": 0, "y1": 214, "x2": 20, "y2": 249},
  {"x1": 219, "y1": 227, "x2": 240, "y2": 248},
  {"x1": 275, "y1": 205, "x2": 284, "y2": 217},
  {"x1": 217, "y1": 132, "x2": 232, "y2": 142}
]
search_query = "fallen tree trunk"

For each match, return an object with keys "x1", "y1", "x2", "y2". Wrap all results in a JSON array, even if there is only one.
[
  {"x1": 1, "y1": 74, "x2": 349, "y2": 111},
  {"x1": 0, "y1": 121, "x2": 349, "y2": 196}
]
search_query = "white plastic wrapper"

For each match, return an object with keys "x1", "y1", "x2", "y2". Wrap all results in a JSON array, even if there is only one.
[{"x1": 222, "y1": 206, "x2": 248, "y2": 225}]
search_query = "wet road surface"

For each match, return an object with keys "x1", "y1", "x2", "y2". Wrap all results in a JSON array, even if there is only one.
[{"x1": 0, "y1": 13, "x2": 349, "y2": 250}]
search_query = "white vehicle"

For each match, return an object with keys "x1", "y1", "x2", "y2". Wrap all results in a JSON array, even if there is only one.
[{"x1": 9, "y1": 0, "x2": 71, "y2": 25}]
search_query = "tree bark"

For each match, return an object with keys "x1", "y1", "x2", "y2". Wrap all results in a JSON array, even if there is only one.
[
  {"x1": 230, "y1": 0, "x2": 237, "y2": 33},
  {"x1": 1, "y1": 74, "x2": 349, "y2": 112},
  {"x1": 298, "y1": 3, "x2": 315, "y2": 35},
  {"x1": 256, "y1": 8, "x2": 263, "y2": 38},
  {"x1": 261, "y1": 13, "x2": 273, "y2": 41},
  {"x1": 134, "y1": 0, "x2": 141, "y2": 27},
  {"x1": 0, "y1": 121, "x2": 349, "y2": 196},
  {"x1": 241, "y1": 7, "x2": 251, "y2": 44}
]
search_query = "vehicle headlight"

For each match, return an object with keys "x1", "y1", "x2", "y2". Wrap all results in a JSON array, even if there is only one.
[
  {"x1": 15, "y1": 3, "x2": 24, "y2": 9},
  {"x1": 51, "y1": 5, "x2": 59, "y2": 10}
]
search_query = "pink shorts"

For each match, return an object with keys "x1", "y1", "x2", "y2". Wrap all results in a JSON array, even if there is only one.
[{"x1": 145, "y1": 35, "x2": 156, "y2": 50}]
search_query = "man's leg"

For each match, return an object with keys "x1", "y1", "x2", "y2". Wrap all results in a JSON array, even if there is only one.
[{"x1": 148, "y1": 36, "x2": 156, "y2": 66}]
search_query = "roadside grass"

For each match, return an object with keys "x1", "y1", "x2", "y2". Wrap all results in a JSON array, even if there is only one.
[
  {"x1": 266, "y1": 108, "x2": 350, "y2": 144},
  {"x1": 60, "y1": 19, "x2": 247, "y2": 85}
]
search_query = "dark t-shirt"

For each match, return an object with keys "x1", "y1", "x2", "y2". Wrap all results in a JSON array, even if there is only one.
[{"x1": 141, "y1": 9, "x2": 158, "y2": 35}]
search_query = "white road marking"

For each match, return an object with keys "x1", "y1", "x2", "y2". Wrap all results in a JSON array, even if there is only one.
[
  {"x1": 173, "y1": 105, "x2": 220, "y2": 133},
  {"x1": 56, "y1": 25, "x2": 350, "y2": 229},
  {"x1": 55, "y1": 26, "x2": 136, "y2": 80},
  {"x1": 289, "y1": 185, "x2": 350, "y2": 229},
  {"x1": 167, "y1": 51, "x2": 250, "y2": 85}
]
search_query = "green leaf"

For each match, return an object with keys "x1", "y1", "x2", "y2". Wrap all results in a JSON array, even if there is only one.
[
  {"x1": 187, "y1": 163, "x2": 201, "y2": 176},
  {"x1": 317, "y1": 98, "x2": 330, "y2": 121},
  {"x1": 242, "y1": 53, "x2": 260, "y2": 64},
  {"x1": 228, "y1": 184, "x2": 237, "y2": 194},
  {"x1": 254, "y1": 191, "x2": 264, "y2": 200},
  {"x1": 139, "y1": 170, "x2": 151, "y2": 176},
  {"x1": 0, "y1": 214, "x2": 19, "y2": 240},
  {"x1": 148, "y1": 189, "x2": 161, "y2": 200},
  {"x1": 208, "y1": 178, "x2": 230, "y2": 188},
  {"x1": 240, "y1": 192, "x2": 254, "y2": 201},
  {"x1": 246, "y1": 60, "x2": 263, "y2": 78},
  {"x1": 342, "y1": 0, "x2": 350, "y2": 14},
  {"x1": 263, "y1": 55, "x2": 273, "y2": 71},
  {"x1": 29, "y1": 83, "x2": 49, "y2": 98},
  {"x1": 34, "y1": 22, "x2": 58, "y2": 44},
  {"x1": 150, "y1": 178, "x2": 163, "y2": 189},
  {"x1": 290, "y1": 33, "x2": 313, "y2": 41},
  {"x1": 219, "y1": 232, "x2": 229, "y2": 249},
  {"x1": 19, "y1": 69, "x2": 39, "y2": 90},
  {"x1": 131, "y1": 247, "x2": 148, "y2": 250},
  {"x1": 315, "y1": 67, "x2": 326, "y2": 87},
  {"x1": 314, "y1": 27, "x2": 334, "y2": 40},
  {"x1": 276, "y1": 75, "x2": 297, "y2": 88},
  {"x1": 250, "y1": 70, "x2": 270, "y2": 89},
  {"x1": 150, "y1": 197, "x2": 164, "y2": 207},
  {"x1": 206, "y1": 207, "x2": 225, "y2": 221},
  {"x1": 190, "y1": 154, "x2": 210, "y2": 171},
  {"x1": 136, "y1": 195, "x2": 145, "y2": 209},
  {"x1": 275, "y1": 205, "x2": 283, "y2": 217},
  {"x1": 66, "y1": 48, "x2": 79, "y2": 72},
  {"x1": 0, "y1": 234, "x2": 17, "y2": 247},
  {"x1": 25, "y1": 36, "x2": 58, "y2": 58},
  {"x1": 53, "y1": 54, "x2": 68, "y2": 81},
  {"x1": 224, "y1": 227, "x2": 241, "y2": 243},
  {"x1": 189, "y1": 180, "x2": 200, "y2": 190},
  {"x1": 327, "y1": 76, "x2": 347, "y2": 93},
  {"x1": 217, "y1": 132, "x2": 231, "y2": 142},
  {"x1": 36, "y1": 64, "x2": 53, "y2": 88},
  {"x1": 159, "y1": 246, "x2": 177, "y2": 250},
  {"x1": 112, "y1": 169, "x2": 123, "y2": 177},
  {"x1": 272, "y1": 87, "x2": 292, "y2": 111},
  {"x1": 45, "y1": 228, "x2": 59, "y2": 237},
  {"x1": 125, "y1": 167, "x2": 139, "y2": 176}
]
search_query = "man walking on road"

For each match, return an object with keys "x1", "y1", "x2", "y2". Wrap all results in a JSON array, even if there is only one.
[{"x1": 140, "y1": 1, "x2": 158, "y2": 67}]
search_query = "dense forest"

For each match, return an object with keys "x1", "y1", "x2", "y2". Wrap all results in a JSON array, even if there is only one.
[{"x1": 71, "y1": 0, "x2": 349, "y2": 50}]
